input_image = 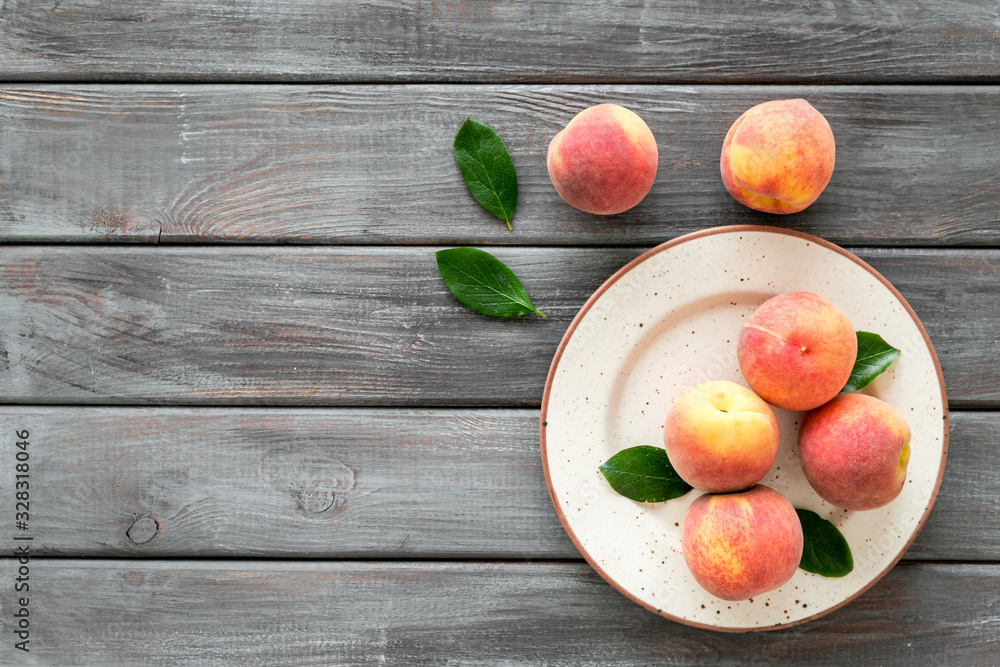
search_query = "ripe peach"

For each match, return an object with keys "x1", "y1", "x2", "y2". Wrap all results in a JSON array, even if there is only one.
[
  {"x1": 683, "y1": 485, "x2": 803, "y2": 601},
  {"x1": 737, "y1": 292, "x2": 857, "y2": 412},
  {"x1": 720, "y1": 99, "x2": 835, "y2": 214},
  {"x1": 663, "y1": 380, "x2": 780, "y2": 493},
  {"x1": 798, "y1": 394, "x2": 911, "y2": 511},
  {"x1": 546, "y1": 103, "x2": 658, "y2": 215}
]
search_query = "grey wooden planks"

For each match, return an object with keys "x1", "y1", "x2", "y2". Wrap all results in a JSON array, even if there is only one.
[
  {"x1": 0, "y1": 407, "x2": 570, "y2": 558},
  {"x1": 0, "y1": 1, "x2": 997, "y2": 83},
  {"x1": 0, "y1": 560, "x2": 996, "y2": 664},
  {"x1": 0, "y1": 407, "x2": 991, "y2": 561},
  {"x1": 0, "y1": 245, "x2": 616, "y2": 406},
  {"x1": 0, "y1": 85, "x2": 998, "y2": 245},
  {"x1": 0, "y1": 246, "x2": 996, "y2": 406}
]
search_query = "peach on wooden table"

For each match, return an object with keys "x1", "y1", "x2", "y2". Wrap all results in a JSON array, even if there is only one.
[
  {"x1": 798, "y1": 394, "x2": 912, "y2": 511},
  {"x1": 546, "y1": 103, "x2": 658, "y2": 215},
  {"x1": 737, "y1": 291, "x2": 857, "y2": 412},
  {"x1": 663, "y1": 380, "x2": 780, "y2": 493},
  {"x1": 682, "y1": 485, "x2": 804, "y2": 601},
  {"x1": 720, "y1": 99, "x2": 835, "y2": 214}
]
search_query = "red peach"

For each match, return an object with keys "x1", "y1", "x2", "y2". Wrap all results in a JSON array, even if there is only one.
[
  {"x1": 682, "y1": 485, "x2": 803, "y2": 601},
  {"x1": 546, "y1": 104, "x2": 658, "y2": 215},
  {"x1": 798, "y1": 394, "x2": 911, "y2": 511},
  {"x1": 737, "y1": 291, "x2": 857, "y2": 412},
  {"x1": 664, "y1": 380, "x2": 780, "y2": 493},
  {"x1": 720, "y1": 99, "x2": 835, "y2": 214}
]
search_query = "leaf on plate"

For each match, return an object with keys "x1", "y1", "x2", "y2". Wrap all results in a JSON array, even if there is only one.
[
  {"x1": 453, "y1": 118, "x2": 518, "y2": 230},
  {"x1": 598, "y1": 446, "x2": 693, "y2": 503},
  {"x1": 796, "y1": 509, "x2": 854, "y2": 578},
  {"x1": 842, "y1": 331, "x2": 901, "y2": 393},
  {"x1": 435, "y1": 247, "x2": 544, "y2": 318}
]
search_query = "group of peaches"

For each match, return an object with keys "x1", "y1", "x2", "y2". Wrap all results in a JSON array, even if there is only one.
[
  {"x1": 548, "y1": 100, "x2": 911, "y2": 601},
  {"x1": 670, "y1": 293, "x2": 910, "y2": 601}
]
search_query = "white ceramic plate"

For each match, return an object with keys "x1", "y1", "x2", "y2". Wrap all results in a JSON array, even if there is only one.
[{"x1": 540, "y1": 226, "x2": 948, "y2": 632}]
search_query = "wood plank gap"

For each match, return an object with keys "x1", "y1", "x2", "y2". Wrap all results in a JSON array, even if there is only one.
[{"x1": 0, "y1": 79, "x2": 997, "y2": 86}]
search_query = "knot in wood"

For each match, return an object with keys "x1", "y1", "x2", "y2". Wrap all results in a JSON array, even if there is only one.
[
  {"x1": 126, "y1": 516, "x2": 159, "y2": 544},
  {"x1": 301, "y1": 483, "x2": 336, "y2": 514}
]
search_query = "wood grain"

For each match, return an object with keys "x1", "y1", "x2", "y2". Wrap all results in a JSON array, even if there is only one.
[
  {"x1": 0, "y1": 1, "x2": 997, "y2": 83},
  {"x1": 0, "y1": 2, "x2": 993, "y2": 661},
  {"x1": 0, "y1": 407, "x2": 568, "y2": 558},
  {"x1": 0, "y1": 246, "x2": 996, "y2": 406},
  {"x1": 0, "y1": 85, "x2": 998, "y2": 245},
  {"x1": 0, "y1": 407, "x2": 991, "y2": 560},
  {"x1": 0, "y1": 561, "x2": 996, "y2": 664}
]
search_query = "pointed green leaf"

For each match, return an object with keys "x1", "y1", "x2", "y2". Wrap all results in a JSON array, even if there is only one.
[
  {"x1": 842, "y1": 331, "x2": 901, "y2": 392},
  {"x1": 796, "y1": 509, "x2": 854, "y2": 578},
  {"x1": 598, "y1": 446, "x2": 693, "y2": 503},
  {"x1": 436, "y1": 247, "x2": 544, "y2": 318},
  {"x1": 453, "y1": 118, "x2": 518, "y2": 230}
]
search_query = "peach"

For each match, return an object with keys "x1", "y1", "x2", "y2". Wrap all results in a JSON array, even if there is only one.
[
  {"x1": 737, "y1": 292, "x2": 857, "y2": 412},
  {"x1": 798, "y1": 394, "x2": 911, "y2": 511},
  {"x1": 546, "y1": 103, "x2": 658, "y2": 215},
  {"x1": 720, "y1": 99, "x2": 835, "y2": 214},
  {"x1": 683, "y1": 485, "x2": 803, "y2": 601},
  {"x1": 664, "y1": 380, "x2": 780, "y2": 493}
]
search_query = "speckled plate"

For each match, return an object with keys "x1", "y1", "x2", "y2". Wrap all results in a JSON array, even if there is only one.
[{"x1": 540, "y1": 225, "x2": 948, "y2": 632}]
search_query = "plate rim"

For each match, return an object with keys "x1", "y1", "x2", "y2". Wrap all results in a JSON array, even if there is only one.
[{"x1": 539, "y1": 224, "x2": 949, "y2": 633}]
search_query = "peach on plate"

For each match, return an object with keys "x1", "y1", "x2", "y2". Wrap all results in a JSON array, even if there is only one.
[
  {"x1": 720, "y1": 98, "x2": 835, "y2": 214},
  {"x1": 663, "y1": 380, "x2": 780, "y2": 493},
  {"x1": 682, "y1": 485, "x2": 804, "y2": 601},
  {"x1": 546, "y1": 103, "x2": 658, "y2": 215},
  {"x1": 737, "y1": 291, "x2": 857, "y2": 412},
  {"x1": 798, "y1": 394, "x2": 911, "y2": 511}
]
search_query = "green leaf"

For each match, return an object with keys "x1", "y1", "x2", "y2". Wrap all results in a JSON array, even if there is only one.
[
  {"x1": 842, "y1": 331, "x2": 901, "y2": 392},
  {"x1": 453, "y1": 118, "x2": 518, "y2": 230},
  {"x1": 436, "y1": 247, "x2": 544, "y2": 318},
  {"x1": 598, "y1": 446, "x2": 693, "y2": 503},
  {"x1": 796, "y1": 509, "x2": 854, "y2": 578}
]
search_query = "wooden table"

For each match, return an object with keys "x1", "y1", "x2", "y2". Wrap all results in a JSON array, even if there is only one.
[{"x1": 0, "y1": 2, "x2": 998, "y2": 664}]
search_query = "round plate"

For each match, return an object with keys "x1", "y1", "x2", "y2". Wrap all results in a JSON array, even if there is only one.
[{"x1": 540, "y1": 225, "x2": 948, "y2": 632}]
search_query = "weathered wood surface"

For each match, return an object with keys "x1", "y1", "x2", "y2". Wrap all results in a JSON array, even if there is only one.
[
  {"x1": 0, "y1": 561, "x2": 996, "y2": 664},
  {"x1": 0, "y1": 2, "x2": 993, "y2": 664},
  {"x1": 0, "y1": 407, "x2": 569, "y2": 558},
  {"x1": 0, "y1": 2, "x2": 998, "y2": 84},
  {"x1": 1, "y1": 85, "x2": 998, "y2": 246},
  {"x1": 0, "y1": 246, "x2": 996, "y2": 406},
  {"x1": 0, "y1": 407, "x2": 991, "y2": 561}
]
